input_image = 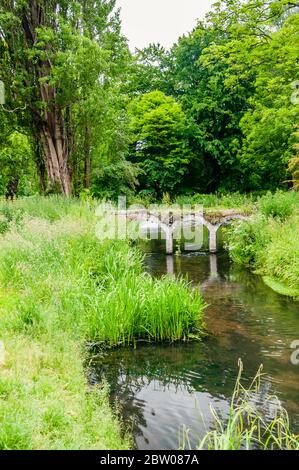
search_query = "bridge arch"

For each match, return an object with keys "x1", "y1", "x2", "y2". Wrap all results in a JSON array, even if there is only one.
[{"x1": 117, "y1": 209, "x2": 250, "y2": 254}]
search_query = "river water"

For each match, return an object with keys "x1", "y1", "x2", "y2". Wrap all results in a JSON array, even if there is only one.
[{"x1": 90, "y1": 252, "x2": 299, "y2": 450}]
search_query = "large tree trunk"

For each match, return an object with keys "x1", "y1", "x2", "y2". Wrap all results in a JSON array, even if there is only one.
[
  {"x1": 37, "y1": 56, "x2": 72, "y2": 195},
  {"x1": 35, "y1": 138, "x2": 47, "y2": 193},
  {"x1": 40, "y1": 118, "x2": 72, "y2": 196},
  {"x1": 22, "y1": 0, "x2": 72, "y2": 196}
]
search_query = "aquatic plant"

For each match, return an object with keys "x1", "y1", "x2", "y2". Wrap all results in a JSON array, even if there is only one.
[
  {"x1": 87, "y1": 271, "x2": 204, "y2": 345},
  {"x1": 181, "y1": 361, "x2": 299, "y2": 450}
]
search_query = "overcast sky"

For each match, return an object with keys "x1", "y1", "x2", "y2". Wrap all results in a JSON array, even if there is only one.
[{"x1": 116, "y1": 0, "x2": 214, "y2": 50}]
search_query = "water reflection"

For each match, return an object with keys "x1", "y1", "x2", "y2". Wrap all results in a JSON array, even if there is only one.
[
  {"x1": 166, "y1": 255, "x2": 174, "y2": 277},
  {"x1": 90, "y1": 253, "x2": 299, "y2": 450}
]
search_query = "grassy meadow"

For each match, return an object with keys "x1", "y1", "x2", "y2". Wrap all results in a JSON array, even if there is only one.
[{"x1": 0, "y1": 196, "x2": 204, "y2": 450}]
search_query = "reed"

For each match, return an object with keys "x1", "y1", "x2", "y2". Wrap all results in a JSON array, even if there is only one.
[
  {"x1": 181, "y1": 361, "x2": 299, "y2": 450},
  {"x1": 85, "y1": 272, "x2": 204, "y2": 346}
]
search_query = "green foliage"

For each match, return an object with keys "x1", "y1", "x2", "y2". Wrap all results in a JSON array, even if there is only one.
[
  {"x1": 0, "y1": 195, "x2": 94, "y2": 222},
  {"x1": 225, "y1": 191, "x2": 299, "y2": 297},
  {"x1": 1, "y1": 0, "x2": 299, "y2": 197},
  {"x1": 0, "y1": 0, "x2": 132, "y2": 195},
  {"x1": 174, "y1": 192, "x2": 257, "y2": 210},
  {"x1": 0, "y1": 205, "x2": 23, "y2": 234},
  {"x1": 83, "y1": 242, "x2": 204, "y2": 345},
  {"x1": 90, "y1": 159, "x2": 142, "y2": 201},
  {"x1": 202, "y1": 0, "x2": 299, "y2": 190},
  {"x1": 289, "y1": 128, "x2": 299, "y2": 189},
  {"x1": 128, "y1": 44, "x2": 173, "y2": 96},
  {"x1": 124, "y1": 0, "x2": 299, "y2": 195},
  {"x1": 0, "y1": 197, "x2": 205, "y2": 448},
  {"x1": 0, "y1": 116, "x2": 37, "y2": 196},
  {"x1": 258, "y1": 191, "x2": 299, "y2": 220},
  {"x1": 0, "y1": 333, "x2": 129, "y2": 450},
  {"x1": 258, "y1": 217, "x2": 299, "y2": 297},
  {"x1": 0, "y1": 203, "x2": 132, "y2": 449},
  {"x1": 225, "y1": 217, "x2": 268, "y2": 267},
  {"x1": 128, "y1": 91, "x2": 194, "y2": 196},
  {"x1": 0, "y1": 198, "x2": 205, "y2": 345},
  {"x1": 169, "y1": 25, "x2": 251, "y2": 192}
]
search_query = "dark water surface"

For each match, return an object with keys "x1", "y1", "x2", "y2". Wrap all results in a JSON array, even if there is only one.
[{"x1": 90, "y1": 253, "x2": 299, "y2": 450}]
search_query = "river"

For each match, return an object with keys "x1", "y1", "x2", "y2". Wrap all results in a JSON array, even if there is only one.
[{"x1": 89, "y1": 252, "x2": 299, "y2": 450}]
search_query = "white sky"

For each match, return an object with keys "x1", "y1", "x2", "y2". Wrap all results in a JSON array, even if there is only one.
[{"x1": 116, "y1": 0, "x2": 214, "y2": 50}]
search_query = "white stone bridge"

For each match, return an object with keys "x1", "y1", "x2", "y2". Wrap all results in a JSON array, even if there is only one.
[{"x1": 117, "y1": 209, "x2": 250, "y2": 254}]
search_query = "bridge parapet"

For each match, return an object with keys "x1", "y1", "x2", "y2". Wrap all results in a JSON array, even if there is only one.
[{"x1": 116, "y1": 209, "x2": 251, "y2": 254}]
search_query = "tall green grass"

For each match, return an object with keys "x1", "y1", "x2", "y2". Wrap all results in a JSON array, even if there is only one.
[
  {"x1": 0, "y1": 196, "x2": 204, "y2": 449},
  {"x1": 182, "y1": 361, "x2": 299, "y2": 450},
  {"x1": 0, "y1": 231, "x2": 204, "y2": 345},
  {"x1": 0, "y1": 201, "x2": 128, "y2": 449},
  {"x1": 224, "y1": 191, "x2": 299, "y2": 298},
  {"x1": 258, "y1": 190, "x2": 299, "y2": 220},
  {"x1": 0, "y1": 195, "x2": 95, "y2": 222},
  {"x1": 173, "y1": 192, "x2": 258, "y2": 211},
  {"x1": 85, "y1": 272, "x2": 203, "y2": 346},
  {"x1": 0, "y1": 332, "x2": 129, "y2": 450}
]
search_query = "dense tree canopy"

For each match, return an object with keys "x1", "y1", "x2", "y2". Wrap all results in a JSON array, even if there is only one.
[
  {"x1": 202, "y1": 0, "x2": 299, "y2": 190},
  {"x1": 168, "y1": 25, "x2": 253, "y2": 192},
  {"x1": 128, "y1": 91, "x2": 193, "y2": 197},
  {"x1": 0, "y1": 0, "x2": 298, "y2": 198}
]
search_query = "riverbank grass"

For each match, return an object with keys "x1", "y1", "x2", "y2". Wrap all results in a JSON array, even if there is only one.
[
  {"x1": 0, "y1": 196, "x2": 205, "y2": 449},
  {"x1": 263, "y1": 276, "x2": 299, "y2": 299},
  {"x1": 225, "y1": 191, "x2": 299, "y2": 299},
  {"x1": 0, "y1": 332, "x2": 128, "y2": 450}
]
